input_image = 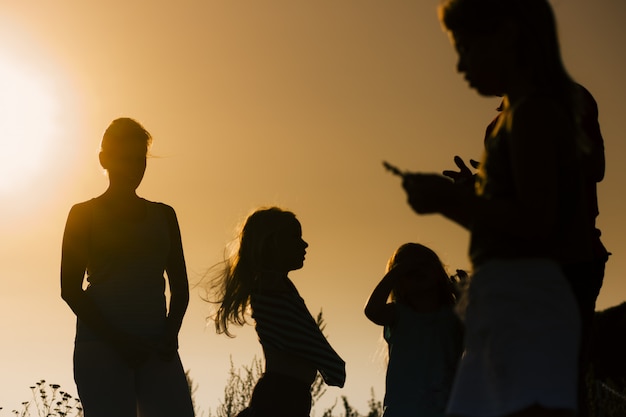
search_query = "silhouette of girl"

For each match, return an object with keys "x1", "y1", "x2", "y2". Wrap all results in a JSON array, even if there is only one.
[
  {"x1": 61, "y1": 118, "x2": 194, "y2": 417},
  {"x1": 401, "y1": 0, "x2": 591, "y2": 416},
  {"x1": 210, "y1": 207, "x2": 345, "y2": 417},
  {"x1": 365, "y1": 243, "x2": 464, "y2": 417}
]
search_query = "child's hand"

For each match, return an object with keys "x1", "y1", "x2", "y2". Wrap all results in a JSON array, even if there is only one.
[
  {"x1": 388, "y1": 261, "x2": 415, "y2": 279},
  {"x1": 449, "y1": 269, "x2": 470, "y2": 297}
]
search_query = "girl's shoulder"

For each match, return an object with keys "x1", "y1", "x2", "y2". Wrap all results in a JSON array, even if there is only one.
[
  {"x1": 398, "y1": 302, "x2": 456, "y2": 318},
  {"x1": 255, "y1": 274, "x2": 299, "y2": 296}
]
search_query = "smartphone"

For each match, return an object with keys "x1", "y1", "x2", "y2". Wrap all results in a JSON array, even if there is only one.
[{"x1": 382, "y1": 161, "x2": 405, "y2": 177}]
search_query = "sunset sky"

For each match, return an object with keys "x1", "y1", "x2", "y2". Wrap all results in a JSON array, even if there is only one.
[{"x1": 1, "y1": 1, "x2": 625, "y2": 414}]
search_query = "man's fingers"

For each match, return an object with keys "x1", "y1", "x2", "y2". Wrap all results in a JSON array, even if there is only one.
[
  {"x1": 452, "y1": 155, "x2": 471, "y2": 173},
  {"x1": 443, "y1": 169, "x2": 461, "y2": 179}
]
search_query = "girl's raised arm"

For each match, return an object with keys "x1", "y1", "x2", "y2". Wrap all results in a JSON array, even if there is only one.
[{"x1": 364, "y1": 268, "x2": 400, "y2": 326}]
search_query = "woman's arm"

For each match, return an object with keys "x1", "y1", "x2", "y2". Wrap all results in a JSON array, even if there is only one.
[
  {"x1": 61, "y1": 203, "x2": 131, "y2": 342},
  {"x1": 61, "y1": 203, "x2": 115, "y2": 339},
  {"x1": 60, "y1": 203, "x2": 150, "y2": 364},
  {"x1": 162, "y1": 205, "x2": 189, "y2": 357}
]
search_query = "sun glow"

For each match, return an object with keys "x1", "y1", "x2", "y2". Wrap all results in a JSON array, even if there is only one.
[{"x1": 0, "y1": 54, "x2": 59, "y2": 196}]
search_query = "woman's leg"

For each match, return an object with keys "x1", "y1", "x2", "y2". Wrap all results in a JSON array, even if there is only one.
[
  {"x1": 135, "y1": 352, "x2": 195, "y2": 417},
  {"x1": 73, "y1": 341, "x2": 137, "y2": 417}
]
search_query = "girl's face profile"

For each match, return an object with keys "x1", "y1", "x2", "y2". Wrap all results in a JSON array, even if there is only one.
[{"x1": 266, "y1": 219, "x2": 308, "y2": 273}]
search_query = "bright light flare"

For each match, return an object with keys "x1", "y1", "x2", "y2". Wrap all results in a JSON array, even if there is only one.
[{"x1": 0, "y1": 56, "x2": 58, "y2": 195}]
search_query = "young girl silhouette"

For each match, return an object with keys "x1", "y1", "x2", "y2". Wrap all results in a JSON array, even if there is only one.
[
  {"x1": 365, "y1": 243, "x2": 464, "y2": 417},
  {"x1": 401, "y1": 0, "x2": 591, "y2": 416},
  {"x1": 60, "y1": 118, "x2": 194, "y2": 417},
  {"x1": 210, "y1": 207, "x2": 346, "y2": 417}
]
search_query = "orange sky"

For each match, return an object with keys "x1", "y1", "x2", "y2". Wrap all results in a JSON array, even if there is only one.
[{"x1": 1, "y1": 1, "x2": 625, "y2": 414}]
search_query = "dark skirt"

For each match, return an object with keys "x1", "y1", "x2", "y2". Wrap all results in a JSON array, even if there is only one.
[{"x1": 238, "y1": 372, "x2": 312, "y2": 417}]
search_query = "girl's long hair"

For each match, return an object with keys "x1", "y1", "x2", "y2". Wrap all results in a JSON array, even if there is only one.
[
  {"x1": 387, "y1": 243, "x2": 456, "y2": 306},
  {"x1": 210, "y1": 207, "x2": 298, "y2": 336}
]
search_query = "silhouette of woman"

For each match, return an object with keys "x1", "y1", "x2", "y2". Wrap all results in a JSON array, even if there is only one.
[{"x1": 61, "y1": 118, "x2": 194, "y2": 417}]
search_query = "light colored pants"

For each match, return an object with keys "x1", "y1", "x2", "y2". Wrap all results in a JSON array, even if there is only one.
[
  {"x1": 74, "y1": 341, "x2": 194, "y2": 417},
  {"x1": 446, "y1": 258, "x2": 580, "y2": 417}
]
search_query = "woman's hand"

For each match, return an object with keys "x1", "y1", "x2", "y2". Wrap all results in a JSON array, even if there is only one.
[
  {"x1": 112, "y1": 333, "x2": 155, "y2": 368},
  {"x1": 156, "y1": 334, "x2": 179, "y2": 362}
]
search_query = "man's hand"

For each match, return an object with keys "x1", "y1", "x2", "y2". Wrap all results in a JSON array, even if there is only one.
[
  {"x1": 442, "y1": 156, "x2": 480, "y2": 186},
  {"x1": 402, "y1": 173, "x2": 457, "y2": 214}
]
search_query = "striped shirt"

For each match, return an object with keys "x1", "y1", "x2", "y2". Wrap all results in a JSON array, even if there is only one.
[{"x1": 251, "y1": 280, "x2": 346, "y2": 387}]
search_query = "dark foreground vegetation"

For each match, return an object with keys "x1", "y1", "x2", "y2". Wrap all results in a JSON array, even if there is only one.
[{"x1": 2, "y1": 303, "x2": 625, "y2": 416}]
